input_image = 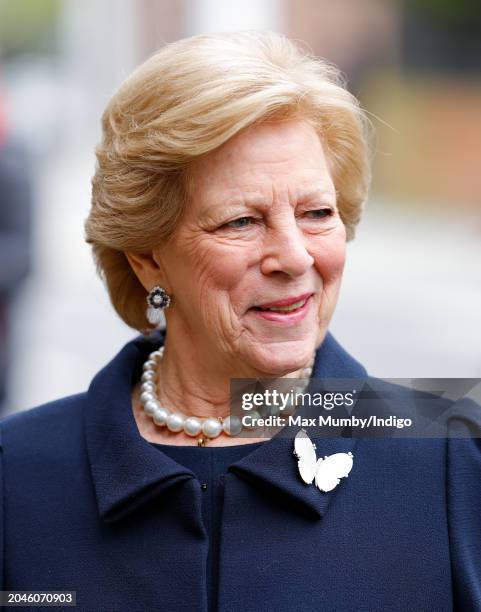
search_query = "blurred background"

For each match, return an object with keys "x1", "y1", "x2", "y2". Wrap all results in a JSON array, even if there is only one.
[{"x1": 0, "y1": 0, "x2": 480, "y2": 414}]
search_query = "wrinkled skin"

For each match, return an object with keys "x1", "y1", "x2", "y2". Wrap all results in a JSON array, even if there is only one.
[{"x1": 127, "y1": 119, "x2": 347, "y2": 435}]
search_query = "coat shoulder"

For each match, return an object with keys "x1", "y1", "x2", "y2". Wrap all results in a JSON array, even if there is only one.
[{"x1": 0, "y1": 394, "x2": 87, "y2": 462}]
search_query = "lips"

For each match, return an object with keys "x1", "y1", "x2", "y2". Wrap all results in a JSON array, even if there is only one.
[
  {"x1": 252, "y1": 292, "x2": 313, "y2": 312},
  {"x1": 249, "y1": 293, "x2": 313, "y2": 325}
]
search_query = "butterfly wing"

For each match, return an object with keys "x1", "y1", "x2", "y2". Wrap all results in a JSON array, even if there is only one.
[
  {"x1": 294, "y1": 429, "x2": 318, "y2": 484},
  {"x1": 315, "y1": 452, "x2": 354, "y2": 492}
]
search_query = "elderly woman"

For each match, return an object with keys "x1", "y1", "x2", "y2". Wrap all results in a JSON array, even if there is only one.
[{"x1": 1, "y1": 31, "x2": 480, "y2": 612}]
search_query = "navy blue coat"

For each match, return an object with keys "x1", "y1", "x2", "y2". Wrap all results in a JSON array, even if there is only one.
[{"x1": 1, "y1": 332, "x2": 480, "y2": 611}]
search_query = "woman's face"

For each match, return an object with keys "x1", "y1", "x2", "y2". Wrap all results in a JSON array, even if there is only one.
[{"x1": 154, "y1": 119, "x2": 347, "y2": 376}]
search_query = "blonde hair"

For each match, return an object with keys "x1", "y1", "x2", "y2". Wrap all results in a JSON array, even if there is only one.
[{"x1": 85, "y1": 30, "x2": 371, "y2": 331}]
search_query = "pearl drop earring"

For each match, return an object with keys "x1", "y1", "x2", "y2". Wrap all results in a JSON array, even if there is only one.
[{"x1": 146, "y1": 286, "x2": 171, "y2": 326}]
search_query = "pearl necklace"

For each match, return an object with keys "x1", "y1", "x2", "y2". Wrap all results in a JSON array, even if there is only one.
[{"x1": 139, "y1": 347, "x2": 313, "y2": 446}]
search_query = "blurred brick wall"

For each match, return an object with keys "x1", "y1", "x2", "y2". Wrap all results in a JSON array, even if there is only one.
[
  {"x1": 364, "y1": 76, "x2": 481, "y2": 209},
  {"x1": 283, "y1": 0, "x2": 401, "y2": 83},
  {"x1": 137, "y1": 0, "x2": 184, "y2": 59}
]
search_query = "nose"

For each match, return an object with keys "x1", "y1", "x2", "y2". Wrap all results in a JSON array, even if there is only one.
[{"x1": 260, "y1": 220, "x2": 314, "y2": 277}]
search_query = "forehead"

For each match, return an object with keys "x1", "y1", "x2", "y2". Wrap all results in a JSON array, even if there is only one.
[{"x1": 187, "y1": 119, "x2": 335, "y2": 208}]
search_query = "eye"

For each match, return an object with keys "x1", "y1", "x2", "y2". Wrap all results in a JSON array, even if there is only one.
[
  {"x1": 223, "y1": 216, "x2": 255, "y2": 229},
  {"x1": 304, "y1": 208, "x2": 333, "y2": 220}
]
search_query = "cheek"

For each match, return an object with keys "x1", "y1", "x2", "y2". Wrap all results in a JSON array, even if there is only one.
[
  {"x1": 175, "y1": 235, "x2": 253, "y2": 310},
  {"x1": 201, "y1": 246, "x2": 250, "y2": 292},
  {"x1": 312, "y1": 237, "x2": 346, "y2": 286}
]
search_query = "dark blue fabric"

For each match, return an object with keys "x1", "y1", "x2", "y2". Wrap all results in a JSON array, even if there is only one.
[
  {"x1": 151, "y1": 442, "x2": 264, "y2": 612},
  {"x1": 0, "y1": 331, "x2": 479, "y2": 611}
]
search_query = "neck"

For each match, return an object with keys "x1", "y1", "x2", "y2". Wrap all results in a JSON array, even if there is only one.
[{"x1": 156, "y1": 340, "x2": 313, "y2": 421}]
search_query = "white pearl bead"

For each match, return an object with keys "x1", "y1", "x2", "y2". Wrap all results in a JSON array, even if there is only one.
[
  {"x1": 167, "y1": 412, "x2": 185, "y2": 432},
  {"x1": 144, "y1": 399, "x2": 161, "y2": 416},
  {"x1": 202, "y1": 418, "x2": 222, "y2": 439},
  {"x1": 244, "y1": 410, "x2": 261, "y2": 429},
  {"x1": 153, "y1": 407, "x2": 169, "y2": 426},
  {"x1": 141, "y1": 371, "x2": 156, "y2": 382},
  {"x1": 141, "y1": 381, "x2": 156, "y2": 393},
  {"x1": 222, "y1": 415, "x2": 242, "y2": 436},
  {"x1": 143, "y1": 359, "x2": 157, "y2": 371},
  {"x1": 140, "y1": 391, "x2": 155, "y2": 404},
  {"x1": 139, "y1": 350, "x2": 315, "y2": 442},
  {"x1": 184, "y1": 417, "x2": 202, "y2": 437}
]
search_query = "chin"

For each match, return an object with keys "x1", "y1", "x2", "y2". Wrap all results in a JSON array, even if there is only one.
[{"x1": 245, "y1": 339, "x2": 316, "y2": 377}]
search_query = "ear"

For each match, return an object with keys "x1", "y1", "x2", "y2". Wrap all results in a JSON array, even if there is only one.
[{"x1": 125, "y1": 250, "x2": 171, "y2": 294}]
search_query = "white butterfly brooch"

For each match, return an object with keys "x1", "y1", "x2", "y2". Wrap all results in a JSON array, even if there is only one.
[{"x1": 293, "y1": 429, "x2": 354, "y2": 493}]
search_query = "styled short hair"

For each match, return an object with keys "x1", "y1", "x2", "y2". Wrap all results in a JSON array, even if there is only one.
[{"x1": 85, "y1": 30, "x2": 371, "y2": 331}]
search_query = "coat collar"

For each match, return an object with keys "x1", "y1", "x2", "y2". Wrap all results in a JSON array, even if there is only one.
[{"x1": 84, "y1": 331, "x2": 367, "y2": 523}]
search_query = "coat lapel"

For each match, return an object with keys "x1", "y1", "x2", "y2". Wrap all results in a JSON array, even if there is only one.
[
  {"x1": 83, "y1": 331, "x2": 367, "y2": 522},
  {"x1": 228, "y1": 333, "x2": 367, "y2": 518},
  {"x1": 84, "y1": 332, "x2": 200, "y2": 523}
]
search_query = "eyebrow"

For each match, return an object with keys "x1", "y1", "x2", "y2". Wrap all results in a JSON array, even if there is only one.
[
  {"x1": 206, "y1": 186, "x2": 337, "y2": 213},
  {"x1": 294, "y1": 187, "x2": 337, "y2": 202}
]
